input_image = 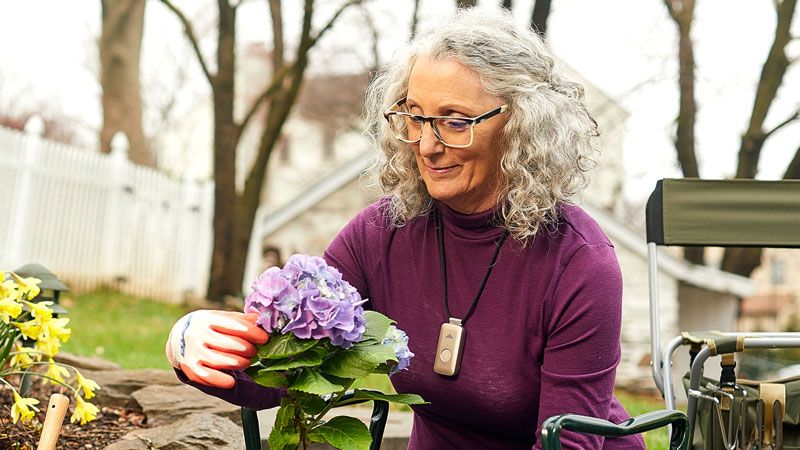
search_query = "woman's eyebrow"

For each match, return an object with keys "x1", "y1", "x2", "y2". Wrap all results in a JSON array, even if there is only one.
[{"x1": 405, "y1": 99, "x2": 475, "y2": 116}]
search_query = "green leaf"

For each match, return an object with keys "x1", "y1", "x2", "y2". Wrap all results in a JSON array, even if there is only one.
[
  {"x1": 258, "y1": 332, "x2": 319, "y2": 360},
  {"x1": 289, "y1": 369, "x2": 345, "y2": 396},
  {"x1": 247, "y1": 368, "x2": 288, "y2": 388},
  {"x1": 360, "y1": 311, "x2": 394, "y2": 343},
  {"x1": 292, "y1": 391, "x2": 328, "y2": 416},
  {"x1": 353, "y1": 389, "x2": 428, "y2": 405},
  {"x1": 268, "y1": 428, "x2": 300, "y2": 450},
  {"x1": 320, "y1": 345, "x2": 397, "y2": 378},
  {"x1": 309, "y1": 416, "x2": 372, "y2": 450},
  {"x1": 268, "y1": 402, "x2": 300, "y2": 450},
  {"x1": 260, "y1": 346, "x2": 326, "y2": 371}
]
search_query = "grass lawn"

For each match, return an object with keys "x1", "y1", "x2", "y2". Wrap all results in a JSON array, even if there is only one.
[
  {"x1": 60, "y1": 290, "x2": 673, "y2": 448},
  {"x1": 60, "y1": 289, "x2": 193, "y2": 369}
]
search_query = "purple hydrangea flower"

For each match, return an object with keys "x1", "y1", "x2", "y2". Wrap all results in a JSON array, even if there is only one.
[
  {"x1": 244, "y1": 254, "x2": 366, "y2": 348},
  {"x1": 382, "y1": 325, "x2": 414, "y2": 375}
]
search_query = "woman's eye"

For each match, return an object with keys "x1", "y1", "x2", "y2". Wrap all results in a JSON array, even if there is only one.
[{"x1": 441, "y1": 118, "x2": 470, "y2": 131}]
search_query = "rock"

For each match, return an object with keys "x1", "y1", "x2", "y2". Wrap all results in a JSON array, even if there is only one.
[
  {"x1": 83, "y1": 368, "x2": 182, "y2": 409},
  {"x1": 104, "y1": 412, "x2": 244, "y2": 450},
  {"x1": 132, "y1": 384, "x2": 242, "y2": 427},
  {"x1": 55, "y1": 351, "x2": 122, "y2": 371}
]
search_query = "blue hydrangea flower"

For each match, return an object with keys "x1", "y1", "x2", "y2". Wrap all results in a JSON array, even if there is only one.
[{"x1": 382, "y1": 325, "x2": 414, "y2": 375}]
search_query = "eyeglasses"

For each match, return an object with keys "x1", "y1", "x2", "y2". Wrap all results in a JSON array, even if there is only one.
[{"x1": 383, "y1": 98, "x2": 508, "y2": 148}]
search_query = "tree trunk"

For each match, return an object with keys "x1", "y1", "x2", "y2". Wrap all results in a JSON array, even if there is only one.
[
  {"x1": 456, "y1": 0, "x2": 477, "y2": 8},
  {"x1": 734, "y1": 0, "x2": 795, "y2": 179},
  {"x1": 501, "y1": 0, "x2": 513, "y2": 10},
  {"x1": 721, "y1": 0, "x2": 797, "y2": 278},
  {"x1": 228, "y1": 0, "x2": 316, "y2": 296},
  {"x1": 164, "y1": 0, "x2": 360, "y2": 302},
  {"x1": 99, "y1": 0, "x2": 152, "y2": 166},
  {"x1": 530, "y1": 0, "x2": 552, "y2": 36},
  {"x1": 410, "y1": 0, "x2": 421, "y2": 39},
  {"x1": 206, "y1": 0, "x2": 240, "y2": 303},
  {"x1": 784, "y1": 146, "x2": 800, "y2": 179},
  {"x1": 663, "y1": 0, "x2": 703, "y2": 265}
]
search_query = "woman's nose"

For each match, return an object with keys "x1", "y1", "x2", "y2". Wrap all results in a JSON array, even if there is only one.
[{"x1": 418, "y1": 122, "x2": 444, "y2": 156}]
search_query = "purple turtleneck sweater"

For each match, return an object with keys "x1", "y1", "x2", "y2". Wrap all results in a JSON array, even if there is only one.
[{"x1": 181, "y1": 200, "x2": 643, "y2": 449}]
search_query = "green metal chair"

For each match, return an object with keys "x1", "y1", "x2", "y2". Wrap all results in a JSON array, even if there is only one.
[
  {"x1": 542, "y1": 178, "x2": 800, "y2": 449},
  {"x1": 241, "y1": 390, "x2": 390, "y2": 450},
  {"x1": 541, "y1": 409, "x2": 689, "y2": 450}
]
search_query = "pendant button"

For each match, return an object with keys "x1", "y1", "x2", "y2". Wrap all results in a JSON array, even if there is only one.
[{"x1": 439, "y1": 349, "x2": 452, "y2": 363}]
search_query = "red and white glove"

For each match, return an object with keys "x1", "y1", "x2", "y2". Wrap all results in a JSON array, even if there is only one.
[{"x1": 165, "y1": 310, "x2": 269, "y2": 389}]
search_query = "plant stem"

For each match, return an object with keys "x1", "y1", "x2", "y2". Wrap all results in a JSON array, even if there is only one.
[{"x1": 308, "y1": 380, "x2": 355, "y2": 430}]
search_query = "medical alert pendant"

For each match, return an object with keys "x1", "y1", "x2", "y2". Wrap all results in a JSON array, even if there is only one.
[{"x1": 434, "y1": 318, "x2": 466, "y2": 376}]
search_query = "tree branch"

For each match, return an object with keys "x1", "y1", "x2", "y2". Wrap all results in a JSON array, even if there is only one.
[
  {"x1": 784, "y1": 144, "x2": 800, "y2": 179},
  {"x1": 236, "y1": 63, "x2": 293, "y2": 138},
  {"x1": 764, "y1": 107, "x2": 800, "y2": 138},
  {"x1": 735, "y1": 0, "x2": 796, "y2": 178},
  {"x1": 308, "y1": 0, "x2": 364, "y2": 49},
  {"x1": 158, "y1": 0, "x2": 214, "y2": 85},
  {"x1": 410, "y1": 0, "x2": 421, "y2": 39},
  {"x1": 269, "y1": 0, "x2": 284, "y2": 70},
  {"x1": 359, "y1": 3, "x2": 380, "y2": 72}
]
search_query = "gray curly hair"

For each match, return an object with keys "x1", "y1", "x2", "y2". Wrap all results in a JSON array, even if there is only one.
[{"x1": 363, "y1": 7, "x2": 599, "y2": 242}]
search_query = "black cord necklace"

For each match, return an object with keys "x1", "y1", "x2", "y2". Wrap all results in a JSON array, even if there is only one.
[{"x1": 433, "y1": 208, "x2": 509, "y2": 377}]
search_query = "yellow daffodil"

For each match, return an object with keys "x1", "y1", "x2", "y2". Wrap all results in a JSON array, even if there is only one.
[
  {"x1": 70, "y1": 394, "x2": 99, "y2": 425},
  {"x1": 47, "y1": 317, "x2": 71, "y2": 343},
  {"x1": 27, "y1": 300, "x2": 53, "y2": 322},
  {"x1": 74, "y1": 370, "x2": 100, "y2": 399},
  {"x1": 36, "y1": 335, "x2": 62, "y2": 358},
  {"x1": 14, "y1": 319, "x2": 42, "y2": 340},
  {"x1": 10, "y1": 273, "x2": 41, "y2": 300},
  {"x1": 0, "y1": 297, "x2": 22, "y2": 323},
  {"x1": 0, "y1": 278, "x2": 20, "y2": 301},
  {"x1": 11, "y1": 391, "x2": 39, "y2": 423},
  {"x1": 45, "y1": 358, "x2": 70, "y2": 384},
  {"x1": 9, "y1": 343, "x2": 37, "y2": 369}
]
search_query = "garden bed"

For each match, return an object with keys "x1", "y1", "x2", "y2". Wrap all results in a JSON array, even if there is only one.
[{"x1": 0, "y1": 380, "x2": 146, "y2": 449}]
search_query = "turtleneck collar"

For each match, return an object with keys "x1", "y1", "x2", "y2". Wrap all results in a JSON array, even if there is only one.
[{"x1": 435, "y1": 200, "x2": 505, "y2": 239}]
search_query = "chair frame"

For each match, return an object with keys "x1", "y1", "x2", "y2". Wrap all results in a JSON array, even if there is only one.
[
  {"x1": 542, "y1": 178, "x2": 800, "y2": 449},
  {"x1": 241, "y1": 390, "x2": 389, "y2": 450},
  {"x1": 645, "y1": 178, "x2": 800, "y2": 442}
]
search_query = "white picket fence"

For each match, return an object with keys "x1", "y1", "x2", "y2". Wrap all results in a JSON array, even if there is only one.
[{"x1": 0, "y1": 120, "x2": 214, "y2": 302}]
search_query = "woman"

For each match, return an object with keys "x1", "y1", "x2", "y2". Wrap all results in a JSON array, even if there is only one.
[{"x1": 166, "y1": 8, "x2": 644, "y2": 449}]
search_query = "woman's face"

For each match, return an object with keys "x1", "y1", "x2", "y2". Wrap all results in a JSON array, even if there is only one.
[{"x1": 405, "y1": 56, "x2": 508, "y2": 214}]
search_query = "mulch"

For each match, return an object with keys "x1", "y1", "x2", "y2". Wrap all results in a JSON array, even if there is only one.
[{"x1": 0, "y1": 379, "x2": 147, "y2": 450}]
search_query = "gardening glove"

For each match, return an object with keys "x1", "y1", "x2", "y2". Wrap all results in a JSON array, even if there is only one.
[{"x1": 165, "y1": 310, "x2": 268, "y2": 389}]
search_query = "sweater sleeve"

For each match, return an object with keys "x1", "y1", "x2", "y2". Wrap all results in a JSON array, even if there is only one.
[
  {"x1": 534, "y1": 243, "x2": 623, "y2": 450},
  {"x1": 174, "y1": 368, "x2": 285, "y2": 411}
]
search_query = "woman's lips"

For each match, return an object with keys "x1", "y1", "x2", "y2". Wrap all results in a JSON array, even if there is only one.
[{"x1": 426, "y1": 164, "x2": 458, "y2": 175}]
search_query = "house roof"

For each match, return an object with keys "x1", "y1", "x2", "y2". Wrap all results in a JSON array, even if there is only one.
[{"x1": 581, "y1": 203, "x2": 756, "y2": 298}]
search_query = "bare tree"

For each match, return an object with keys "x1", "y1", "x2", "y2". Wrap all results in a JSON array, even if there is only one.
[
  {"x1": 410, "y1": 0, "x2": 422, "y2": 39},
  {"x1": 160, "y1": 0, "x2": 363, "y2": 303},
  {"x1": 530, "y1": 0, "x2": 552, "y2": 36},
  {"x1": 720, "y1": 0, "x2": 799, "y2": 278},
  {"x1": 99, "y1": 0, "x2": 153, "y2": 166},
  {"x1": 663, "y1": 0, "x2": 799, "y2": 275},
  {"x1": 663, "y1": 0, "x2": 703, "y2": 264},
  {"x1": 498, "y1": 0, "x2": 552, "y2": 38}
]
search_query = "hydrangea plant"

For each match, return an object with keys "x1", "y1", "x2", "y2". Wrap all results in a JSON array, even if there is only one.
[
  {"x1": 244, "y1": 254, "x2": 424, "y2": 450},
  {"x1": 0, "y1": 271, "x2": 100, "y2": 425}
]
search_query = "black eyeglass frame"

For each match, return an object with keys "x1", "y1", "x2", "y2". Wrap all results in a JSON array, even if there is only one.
[{"x1": 383, "y1": 97, "x2": 509, "y2": 148}]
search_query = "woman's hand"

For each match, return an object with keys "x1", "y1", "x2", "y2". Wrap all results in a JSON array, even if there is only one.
[{"x1": 165, "y1": 310, "x2": 269, "y2": 389}]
